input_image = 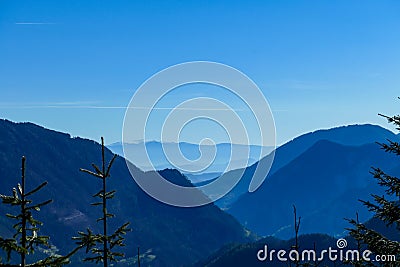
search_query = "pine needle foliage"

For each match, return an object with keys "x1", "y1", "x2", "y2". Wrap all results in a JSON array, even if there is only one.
[
  {"x1": 347, "y1": 112, "x2": 400, "y2": 266},
  {"x1": 0, "y1": 157, "x2": 83, "y2": 267},
  {"x1": 75, "y1": 137, "x2": 130, "y2": 267}
]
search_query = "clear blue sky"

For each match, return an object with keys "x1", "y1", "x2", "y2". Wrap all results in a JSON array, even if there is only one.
[{"x1": 1, "y1": 1, "x2": 400, "y2": 145}]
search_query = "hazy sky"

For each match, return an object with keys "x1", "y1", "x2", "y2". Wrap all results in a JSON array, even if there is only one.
[{"x1": 1, "y1": 1, "x2": 400, "y2": 145}]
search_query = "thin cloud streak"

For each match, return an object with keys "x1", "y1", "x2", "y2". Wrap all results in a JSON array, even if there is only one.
[
  {"x1": 0, "y1": 105, "x2": 289, "y2": 114},
  {"x1": 15, "y1": 22, "x2": 55, "y2": 25},
  {"x1": 0, "y1": 105, "x2": 245, "y2": 111},
  {"x1": 0, "y1": 101, "x2": 287, "y2": 112}
]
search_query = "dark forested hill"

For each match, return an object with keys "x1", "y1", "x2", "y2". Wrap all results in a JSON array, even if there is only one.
[
  {"x1": 193, "y1": 215, "x2": 400, "y2": 267},
  {"x1": 194, "y1": 234, "x2": 343, "y2": 267},
  {"x1": 0, "y1": 119, "x2": 251, "y2": 266}
]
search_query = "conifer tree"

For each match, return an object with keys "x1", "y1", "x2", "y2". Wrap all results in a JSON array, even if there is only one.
[
  {"x1": 347, "y1": 112, "x2": 400, "y2": 266},
  {"x1": 0, "y1": 157, "x2": 84, "y2": 267},
  {"x1": 75, "y1": 137, "x2": 130, "y2": 266}
]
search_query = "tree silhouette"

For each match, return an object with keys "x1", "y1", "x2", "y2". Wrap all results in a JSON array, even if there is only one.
[
  {"x1": 137, "y1": 247, "x2": 141, "y2": 267},
  {"x1": 289, "y1": 205, "x2": 301, "y2": 267},
  {"x1": 0, "y1": 157, "x2": 84, "y2": 266},
  {"x1": 347, "y1": 112, "x2": 400, "y2": 266},
  {"x1": 75, "y1": 137, "x2": 130, "y2": 266}
]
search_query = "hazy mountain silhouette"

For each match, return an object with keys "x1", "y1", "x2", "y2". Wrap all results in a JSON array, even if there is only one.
[
  {"x1": 213, "y1": 124, "x2": 398, "y2": 209},
  {"x1": 107, "y1": 141, "x2": 271, "y2": 179}
]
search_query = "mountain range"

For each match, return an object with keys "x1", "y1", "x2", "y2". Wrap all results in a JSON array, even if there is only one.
[
  {"x1": 1, "y1": 119, "x2": 398, "y2": 266},
  {"x1": 222, "y1": 124, "x2": 400, "y2": 238},
  {"x1": 210, "y1": 124, "x2": 398, "y2": 209},
  {"x1": 0, "y1": 119, "x2": 251, "y2": 267},
  {"x1": 107, "y1": 141, "x2": 272, "y2": 181}
]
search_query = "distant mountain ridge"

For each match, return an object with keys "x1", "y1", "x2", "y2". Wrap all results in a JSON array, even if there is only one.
[
  {"x1": 212, "y1": 124, "x2": 398, "y2": 209},
  {"x1": 224, "y1": 124, "x2": 400, "y2": 239},
  {"x1": 107, "y1": 141, "x2": 272, "y2": 179},
  {"x1": 269, "y1": 124, "x2": 398, "y2": 173}
]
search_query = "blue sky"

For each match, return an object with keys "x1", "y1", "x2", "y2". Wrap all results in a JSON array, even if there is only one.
[{"x1": 1, "y1": 0, "x2": 400, "y2": 145}]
